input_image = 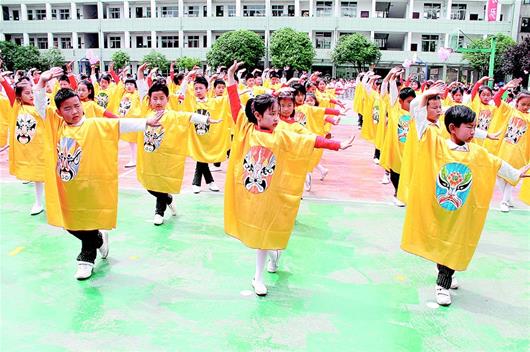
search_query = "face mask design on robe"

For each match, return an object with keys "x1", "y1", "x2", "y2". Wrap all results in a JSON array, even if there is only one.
[
  {"x1": 143, "y1": 126, "x2": 165, "y2": 152},
  {"x1": 436, "y1": 162, "x2": 473, "y2": 211},
  {"x1": 97, "y1": 92, "x2": 109, "y2": 108},
  {"x1": 119, "y1": 97, "x2": 132, "y2": 116},
  {"x1": 242, "y1": 146, "x2": 276, "y2": 194},
  {"x1": 57, "y1": 137, "x2": 82, "y2": 182},
  {"x1": 477, "y1": 109, "x2": 492, "y2": 131},
  {"x1": 397, "y1": 114, "x2": 411, "y2": 143},
  {"x1": 194, "y1": 109, "x2": 210, "y2": 135},
  {"x1": 373, "y1": 105, "x2": 380, "y2": 124},
  {"x1": 15, "y1": 113, "x2": 37, "y2": 144},
  {"x1": 294, "y1": 111, "x2": 307, "y2": 126},
  {"x1": 504, "y1": 117, "x2": 527, "y2": 144}
]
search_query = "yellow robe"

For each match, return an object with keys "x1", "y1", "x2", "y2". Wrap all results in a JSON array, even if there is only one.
[
  {"x1": 9, "y1": 103, "x2": 46, "y2": 182},
  {"x1": 295, "y1": 104, "x2": 329, "y2": 171},
  {"x1": 470, "y1": 96, "x2": 497, "y2": 147},
  {"x1": 136, "y1": 110, "x2": 195, "y2": 194},
  {"x1": 82, "y1": 100, "x2": 106, "y2": 118},
  {"x1": 401, "y1": 127, "x2": 505, "y2": 271},
  {"x1": 360, "y1": 90, "x2": 380, "y2": 143},
  {"x1": 114, "y1": 88, "x2": 142, "y2": 143},
  {"x1": 380, "y1": 103, "x2": 411, "y2": 173},
  {"x1": 94, "y1": 83, "x2": 117, "y2": 110},
  {"x1": 495, "y1": 109, "x2": 530, "y2": 169},
  {"x1": 520, "y1": 178, "x2": 530, "y2": 205},
  {"x1": 374, "y1": 94, "x2": 389, "y2": 151},
  {"x1": 45, "y1": 116, "x2": 120, "y2": 230},
  {"x1": 224, "y1": 112, "x2": 316, "y2": 249}
]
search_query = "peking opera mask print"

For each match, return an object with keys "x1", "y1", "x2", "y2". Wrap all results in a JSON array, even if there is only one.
[
  {"x1": 294, "y1": 111, "x2": 308, "y2": 126},
  {"x1": 503, "y1": 116, "x2": 527, "y2": 145},
  {"x1": 15, "y1": 113, "x2": 37, "y2": 144},
  {"x1": 143, "y1": 126, "x2": 165, "y2": 152},
  {"x1": 57, "y1": 137, "x2": 82, "y2": 182},
  {"x1": 397, "y1": 114, "x2": 411, "y2": 143},
  {"x1": 242, "y1": 146, "x2": 276, "y2": 194},
  {"x1": 194, "y1": 109, "x2": 210, "y2": 135},
  {"x1": 436, "y1": 162, "x2": 473, "y2": 211}
]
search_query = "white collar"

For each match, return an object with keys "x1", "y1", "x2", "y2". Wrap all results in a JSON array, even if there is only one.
[
  {"x1": 446, "y1": 138, "x2": 469, "y2": 152},
  {"x1": 69, "y1": 116, "x2": 86, "y2": 127}
]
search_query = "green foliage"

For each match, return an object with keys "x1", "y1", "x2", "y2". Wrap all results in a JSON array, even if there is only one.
[
  {"x1": 207, "y1": 30, "x2": 265, "y2": 69},
  {"x1": 175, "y1": 56, "x2": 201, "y2": 70},
  {"x1": 0, "y1": 40, "x2": 19, "y2": 70},
  {"x1": 331, "y1": 34, "x2": 381, "y2": 71},
  {"x1": 0, "y1": 41, "x2": 44, "y2": 71},
  {"x1": 111, "y1": 50, "x2": 130, "y2": 69},
  {"x1": 40, "y1": 48, "x2": 65, "y2": 69},
  {"x1": 500, "y1": 37, "x2": 530, "y2": 79},
  {"x1": 142, "y1": 51, "x2": 170, "y2": 73},
  {"x1": 269, "y1": 28, "x2": 315, "y2": 72},
  {"x1": 462, "y1": 34, "x2": 515, "y2": 78}
]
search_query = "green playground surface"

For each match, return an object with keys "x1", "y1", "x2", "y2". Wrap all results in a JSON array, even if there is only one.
[{"x1": 1, "y1": 182, "x2": 529, "y2": 351}]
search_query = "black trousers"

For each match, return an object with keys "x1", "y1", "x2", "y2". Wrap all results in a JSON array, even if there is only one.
[
  {"x1": 192, "y1": 162, "x2": 214, "y2": 186},
  {"x1": 67, "y1": 230, "x2": 103, "y2": 263},
  {"x1": 437, "y1": 264, "x2": 455, "y2": 289},
  {"x1": 147, "y1": 190, "x2": 172, "y2": 215},
  {"x1": 389, "y1": 169, "x2": 400, "y2": 197},
  {"x1": 213, "y1": 148, "x2": 231, "y2": 168},
  {"x1": 374, "y1": 148, "x2": 381, "y2": 159},
  {"x1": 358, "y1": 113, "x2": 363, "y2": 127}
]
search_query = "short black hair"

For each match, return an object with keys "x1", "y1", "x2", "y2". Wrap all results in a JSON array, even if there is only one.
[
  {"x1": 148, "y1": 82, "x2": 169, "y2": 97},
  {"x1": 54, "y1": 88, "x2": 79, "y2": 109},
  {"x1": 245, "y1": 72, "x2": 254, "y2": 81},
  {"x1": 59, "y1": 75, "x2": 70, "y2": 83},
  {"x1": 444, "y1": 105, "x2": 476, "y2": 132},
  {"x1": 194, "y1": 76, "x2": 209, "y2": 89},
  {"x1": 213, "y1": 79, "x2": 226, "y2": 88},
  {"x1": 478, "y1": 86, "x2": 493, "y2": 95},
  {"x1": 124, "y1": 78, "x2": 137, "y2": 88},
  {"x1": 290, "y1": 83, "x2": 306, "y2": 97},
  {"x1": 451, "y1": 87, "x2": 464, "y2": 95},
  {"x1": 245, "y1": 94, "x2": 277, "y2": 124},
  {"x1": 173, "y1": 73, "x2": 185, "y2": 86},
  {"x1": 270, "y1": 72, "x2": 280, "y2": 79},
  {"x1": 100, "y1": 74, "x2": 112, "y2": 83},
  {"x1": 399, "y1": 87, "x2": 416, "y2": 101}
]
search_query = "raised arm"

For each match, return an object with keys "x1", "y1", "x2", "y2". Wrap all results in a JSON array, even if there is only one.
[
  {"x1": 494, "y1": 78, "x2": 521, "y2": 107},
  {"x1": 471, "y1": 76, "x2": 490, "y2": 101},
  {"x1": 227, "y1": 60, "x2": 245, "y2": 123},
  {"x1": 0, "y1": 73, "x2": 15, "y2": 106}
]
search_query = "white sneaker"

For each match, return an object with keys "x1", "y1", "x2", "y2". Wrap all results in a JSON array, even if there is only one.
[
  {"x1": 319, "y1": 168, "x2": 329, "y2": 181},
  {"x1": 373, "y1": 158, "x2": 380, "y2": 165},
  {"x1": 75, "y1": 261, "x2": 94, "y2": 280},
  {"x1": 30, "y1": 203, "x2": 44, "y2": 216},
  {"x1": 124, "y1": 160, "x2": 136, "y2": 168},
  {"x1": 167, "y1": 197, "x2": 177, "y2": 216},
  {"x1": 252, "y1": 278, "x2": 268, "y2": 296},
  {"x1": 208, "y1": 182, "x2": 220, "y2": 192},
  {"x1": 304, "y1": 173, "x2": 312, "y2": 191},
  {"x1": 450, "y1": 276, "x2": 459, "y2": 290},
  {"x1": 506, "y1": 200, "x2": 514, "y2": 208},
  {"x1": 393, "y1": 196, "x2": 405, "y2": 207},
  {"x1": 381, "y1": 174, "x2": 390, "y2": 184},
  {"x1": 98, "y1": 231, "x2": 109, "y2": 259},
  {"x1": 435, "y1": 285, "x2": 452, "y2": 306},
  {"x1": 211, "y1": 165, "x2": 222, "y2": 172},
  {"x1": 500, "y1": 202, "x2": 510, "y2": 213},
  {"x1": 153, "y1": 214, "x2": 164, "y2": 226},
  {"x1": 192, "y1": 185, "x2": 201, "y2": 194},
  {"x1": 267, "y1": 250, "x2": 280, "y2": 273},
  {"x1": 22, "y1": 180, "x2": 32, "y2": 184}
]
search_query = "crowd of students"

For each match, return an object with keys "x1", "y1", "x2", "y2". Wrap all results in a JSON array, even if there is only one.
[{"x1": 0, "y1": 57, "x2": 528, "y2": 307}]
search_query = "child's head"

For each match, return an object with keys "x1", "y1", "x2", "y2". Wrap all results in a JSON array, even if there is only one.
[
  {"x1": 245, "y1": 73, "x2": 255, "y2": 87},
  {"x1": 316, "y1": 79, "x2": 326, "y2": 92},
  {"x1": 516, "y1": 90, "x2": 530, "y2": 113},
  {"x1": 426, "y1": 95, "x2": 442, "y2": 122},
  {"x1": 54, "y1": 88, "x2": 84, "y2": 125},
  {"x1": 124, "y1": 78, "x2": 137, "y2": 93},
  {"x1": 59, "y1": 75, "x2": 71, "y2": 89},
  {"x1": 213, "y1": 79, "x2": 226, "y2": 97},
  {"x1": 398, "y1": 87, "x2": 416, "y2": 111},
  {"x1": 270, "y1": 72, "x2": 280, "y2": 85},
  {"x1": 148, "y1": 82, "x2": 169, "y2": 111},
  {"x1": 444, "y1": 105, "x2": 476, "y2": 144},
  {"x1": 290, "y1": 83, "x2": 306, "y2": 106},
  {"x1": 410, "y1": 79, "x2": 420, "y2": 91},
  {"x1": 100, "y1": 74, "x2": 112, "y2": 89},
  {"x1": 77, "y1": 80, "x2": 95, "y2": 101},
  {"x1": 244, "y1": 94, "x2": 279, "y2": 131},
  {"x1": 305, "y1": 81, "x2": 316, "y2": 93},
  {"x1": 173, "y1": 73, "x2": 185, "y2": 86},
  {"x1": 15, "y1": 81, "x2": 34, "y2": 105},
  {"x1": 194, "y1": 76, "x2": 209, "y2": 99},
  {"x1": 305, "y1": 93, "x2": 319, "y2": 106},
  {"x1": 277, "y1": 90, "x2": 295, "y2": 118},
  {"x1": 451, "y1": 87, "x2": 464, "y2": 103},
  {"x1": 478, "y1": 86, "x2": 493, "y2": 104},
  {"x1": 255, "y1": 76, "x2": 263, "y2": 86}
]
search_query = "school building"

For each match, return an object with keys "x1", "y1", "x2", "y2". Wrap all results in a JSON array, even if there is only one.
[{"x1": 0, "y1": 0, "x2": 525, "y2": 80}]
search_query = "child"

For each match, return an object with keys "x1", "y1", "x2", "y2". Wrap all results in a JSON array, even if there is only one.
[
  {"x1": 401, "y1": 104, "x2": 530, "y2": 306},
  {"x1": 37, "y1": 68, "x2": 163, "y2": 280},
  {"x1": 224, "y1": 61, "x2": 355, "y2": 296},
  {"x1": 469, "y1": 76, "x2": 498, "y2": 149},
  {"x1": 77, "y1": 80, "x2": 119, "y2": 118}
]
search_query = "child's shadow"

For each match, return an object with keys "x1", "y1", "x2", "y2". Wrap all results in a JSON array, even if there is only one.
[{"x1": 456, "y1": 288, "x2": 529, "y2": 323}]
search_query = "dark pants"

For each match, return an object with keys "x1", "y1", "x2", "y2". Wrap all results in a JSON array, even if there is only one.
[
  {"x1": 213, "y1": 148, "x2": 231, "y2": 167},
  {"x1": 358, "y1": 113, "x2": 363, "y2": 127},
  {"x1": 193, "y1": 162, "x2": 214, "y2": 186},
  {"x1": 437, "y1": 264, "x2": 455, "y2": 289},
  {"x1": 390, "y1": 169, "x2": 400, "y2": 197},
  {"x1": 374, "y1": 149, "x2": 381, "y2": 160},
  {"x1": 147, "y1": 190, "x2": 172, "y2": 215},
  {"x1": 67, "y1": 230, "x2": 103, "y2": 263}
]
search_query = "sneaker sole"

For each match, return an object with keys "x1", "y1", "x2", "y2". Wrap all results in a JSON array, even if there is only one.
[{"x1": 30, "y1": 209, "x2": 44, "y2": 216}]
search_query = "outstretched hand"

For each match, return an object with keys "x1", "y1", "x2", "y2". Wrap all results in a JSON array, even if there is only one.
[
  {"x1": 146, "y1": 110, "x2": 164, "y2": 127},
  {"x1": 40, "y1": 67, "x2": 64, "y2": 83},
  {"x1": 208, "y1": 117, "x2": 223, "y2": 124},
  {"x1": 339, "y1": 134, "x2": 355, "y2": 150},
  {"x1": 519, "y1": 165, "x2": 530, "y2": 178},
  {"x1": 487, "y1": 130, "x2": 502, "y2": 140}
]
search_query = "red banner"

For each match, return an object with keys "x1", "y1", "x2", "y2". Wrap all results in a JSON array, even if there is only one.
[{"x1": 486, "y1": 0, "x2": 498, "y2": 22}]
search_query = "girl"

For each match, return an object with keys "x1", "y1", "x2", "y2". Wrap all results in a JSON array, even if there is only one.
[
  {"x1": 470, "y1": 76, "x2": 497, "y2": 149},
  {"x1": 224, "y1": 61, "x2": 354, "y2": 296},
  {"x1": 90, "y1": 63, "x2": 117, "y2": 110},
  {"x1": 77, "y1": 80, "x2": 119, "y2": 118}
]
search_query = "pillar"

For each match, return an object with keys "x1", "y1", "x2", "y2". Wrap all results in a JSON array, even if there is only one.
[
  {"x1": 21, "y1": 3, "x2": 28, "y2": 21},
  {"x1": 71, "y1": 2, "x2": 77, "y2": 19},
  {"x1": 236, "y1": 0, "x2": 242, "y2": 17},
  {"x1": 125, "y1": 31, "x2": 130, "y2": 48},
  {"x1": 295, "y1": 0, "x2": 300, "y2": 16},
  {"x1": 46, "y1": 3, "x2": 52, "y2": 20},
  {"x1": 124, "y1": 0, "x2": 130, "y2": 19},
  {"x1": 151, "y1": 30, "x2": 157, "y2": 48}
]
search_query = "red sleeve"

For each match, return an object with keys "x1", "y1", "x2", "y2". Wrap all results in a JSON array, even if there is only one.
[
  {"x1": 109, "y1": 68, "x2": 120, "y2": 84},
  {"x1": 314, "y1": 136, "x2": 340, "y2": 150},
  {"x1": 68, "y1": 75, "x2": 78, "y2": 90},
  {"x1": 227, "y1": 84, "x2": 241, "y2": 124},
  {"x1": 324, "y1": 108, "x2": 339, "y2": 116},
  {"x1": 493, "y1": 88, "x2": 506, "y2": 107},
  {"x1": 442, "y1": 86, "x2": 450, "y2": 99},
  {"x1": 103, "y1": 110, "x2": 119, "y2": 118},
  {"x1": 471, "y1": 80, "x2": 481, "y2": 101},
  {"x1": 420, "y1": 81, "x2": 428, "y2": 92},
  {"x1": 404, "y1": 77, "x2": 411, "y2": 87},
  {"x1": 324, "y1": 116, "x2": 337, "y2": 125},
  {"x1": 1, "y1": 80, "x2": 15, "y2": 106},
  {"x1": 170, "y1": 71, "x2": 174, "y2": 82},
  {"x1": 147, "y1": 76, "x2": 153, "y2": 88}
]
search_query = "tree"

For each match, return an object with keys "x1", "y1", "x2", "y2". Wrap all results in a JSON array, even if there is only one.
[
  {"x1": 500, "y1": 37, "x2": 530, "y2": 80},
  {"x1": 0, "y1": 41, "x2": 44, "y2": 71},
  {"x1": 111, "y1": 50, "x2": 130, "y2": 69},
  {"x1": 0, "y1": 40, "x2": 19, "y2": 71},
  {"x1": 142, "y1": 51, "x2": 170, "y2": 73},
  {"x1": 462, "y1": 34, "x2": 516, "y2": 79},
  {"x1": 175, "y1": 56, "x2": 201, "y2": 70},
  {"x1": 207, "y1": 30, "x2": 265, "y2": 69},
  {"x1": 40, "y1": 48, "x2": 65, "y2": 69},
  {"x1": 331, "y1": 34, "x2": 381, "y2": 71},
  {"x1": 269, "y1": 28, "x2": 315, "y2": 72}
]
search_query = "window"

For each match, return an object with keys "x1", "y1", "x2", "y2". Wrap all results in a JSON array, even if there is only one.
[
  {"x1": 59, "y1": 8, "x2": 70, "y2": 20},
  {"x1": 421, "y1": 35, "x2": 439, "y2": 52},
  {"x1": 160, "y1": 6, "x2": 178, "y2": 17},
  {"x1": 161, "y1": 36, "x2": 178, "y2": 48},
  {"x1": 374, "y1": 33, "x2": 388, "y2": 50},
  {"x1": 35, "y1": 9, "x2": 47, "y2": 20},
  {"x1": 360, "y1": 11, "x2": 369, "y2": 18},
  {"x1": 186, "y1": 35, "x2": 200, "y2": 48},
  {"x1": 37, "y1": 37, "x2": 48, "y2": 49},
  {"x1": 186, "y1": 6, "x2": 199, "y2": 17},
  {"x1": 522, "y1": 17, "x2": 530, "y2": 33},
  {"x1": 524, "y1": 0, "x2": 530, "y2": 4},
  {"x1": 109, "y1": 36, "x2": 121, "y2": 48},
  {"x1": 13, "y1": 10, "x2": 20, "y2": 21},
  {"x1": 316, "y1": 1, "x2": 333, "y2": 16},
  {"x1": 341, "y1": 2, "x2": 357, "y2": 17},
  {"x1": 243, "y1": 5, "x2": 265, "y2": 16},
  {"x1": 61, "y1": 37, "x2": 72, "y2": 49},
  {"x1": 315, "y1": 32, "x2": 332, "y2": 49},
  {"x1": 227, "y1": 5, "x2": 236, "y2": 16},
  {"x1": 136, "y1": 36, "x2": 144, "y2": 48},
  {"x1": 288, "y1": 5, "x2": 295, "y2": 16},
  {"x1": 272, "y1": 5, "x2": 285, "y2": 16},
  {"x1": 451, "y1": 4, "x2": 466, "y2": 20},
  {"x1": 109, "y1": 8, "x2": 120, "y2": 19},
  {"x1": 423, "y1": 3, "x2": 441, "y2": 19},
  {"x1": 216, "y1": 5, "x2": 224, "y2": 16},
  {"x1": 51, "y1": 9, "x2": 57, "y2": 19}
]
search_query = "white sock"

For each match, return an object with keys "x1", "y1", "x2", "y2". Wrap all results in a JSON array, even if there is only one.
[
  {"x1": 502, "y1": 181, "x2": 513, "y2": 204},
  {"x1": 268, "y1": 250, "x2": 281, "y2": 264},
  {"x1": 34, "y1": 181, "x2": 44, "y2": 207},
  {"x1": 128, "y1": 142, "x2": 137, "y2": 162},
  {"x1": 254, "y1": 249, "x2": 267, "y2": 284},
  {"x1": 316, "y1": 164, "x2": 327, "y2": 174}
]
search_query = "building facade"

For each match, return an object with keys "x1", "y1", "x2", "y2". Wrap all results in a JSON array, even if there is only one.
[{"x1": 0, "y1": 0, "x2": 523, "y2": 80}]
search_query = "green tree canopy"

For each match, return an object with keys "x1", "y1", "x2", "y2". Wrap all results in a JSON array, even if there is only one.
[
  {"x1": 462, "y1": 34, "x2": 515, "y2": 79},
  {"x1": 269, "y1": 28, "x2": 315, "y2": 72},
  {"x1": 331, "y1": 34, "x2": 381, "y2": 71},
  {"x1": 207, "y1": 30, "x2": 265, "y2": 69},
  {"x1": 111, "y1": 50, "x2": 130, "y2": 70},
  {"x1": 175, "y1": 56, "x2": 201, "y2": 70},
  {"x1": 0, "y1": 41, "x2": 44, "y2": 71},
  {"x1": 500, "y1": 36, "x2": 530, "y2": 81},
  {"x1": 142, "y1": 51, "x2": 170, "y2": 73},
  {"x1": 40, "y1": 48, "x2": 65, "y2": 69}
]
